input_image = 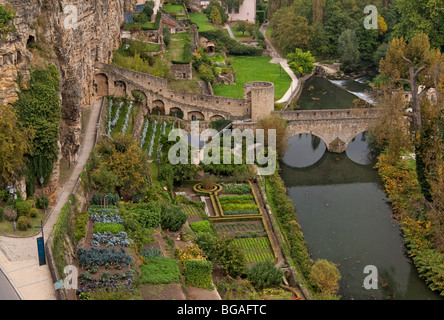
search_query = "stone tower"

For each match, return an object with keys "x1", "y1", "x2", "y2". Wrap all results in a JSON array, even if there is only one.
[{"x1": 244, "y1": 81, "x2": 275, "y2": 121}]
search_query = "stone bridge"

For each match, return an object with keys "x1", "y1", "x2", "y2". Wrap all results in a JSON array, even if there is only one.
[
  {"x1": 276, "y1": 109, "x2": 382, "y2": 153},
  {"x1": 233, "y1": 108, "x2": 382, "y2": 153}
]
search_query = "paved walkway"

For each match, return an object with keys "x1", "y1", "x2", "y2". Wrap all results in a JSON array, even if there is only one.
[
  {"x1": 259, "y1": 23, "x2": 299, "y2": 105},
  {"x1": 0, "y1": 98, "x2": 103, "y2": 300}
]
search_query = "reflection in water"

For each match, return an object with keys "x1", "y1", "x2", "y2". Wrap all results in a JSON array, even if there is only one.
[
  {"x1": 279, "y1": 133, "x2": 442, "y2": 300},
  {"x1": 282, "y1": 134, "x2": 326, "y2": 168}
]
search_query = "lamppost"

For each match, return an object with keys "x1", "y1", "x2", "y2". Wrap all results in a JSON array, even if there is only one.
[
  {"x1": 39, "y1": 177, "x2": 46, "y2": 215},
  {"x1": 7, "y1": 186, "x2": 17, "y2": 232}
]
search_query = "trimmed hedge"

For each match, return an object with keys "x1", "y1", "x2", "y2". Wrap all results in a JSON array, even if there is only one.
[{"x1": 184, "y1": 260, "x2": 213, "y2": 290}]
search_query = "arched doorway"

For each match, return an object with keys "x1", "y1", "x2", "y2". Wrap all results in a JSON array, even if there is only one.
[
  {"x1": 94, "y1": 73, "x2": 109, "y2": 97},
  {"x1": 188, "y1": 111, "x2": 204, "y2": 121},
  {"x1": 152, "y1": 100, "x2": 166, "y2": 115}
]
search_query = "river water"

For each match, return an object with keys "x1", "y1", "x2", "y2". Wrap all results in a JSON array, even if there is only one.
[{"x1": 279, "y1": 76, "x2": 443, "y2": 300}]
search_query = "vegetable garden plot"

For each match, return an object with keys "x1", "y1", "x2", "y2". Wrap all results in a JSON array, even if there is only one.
[
  {"x1": 233, "y1": 237, "x2": 275, "y2": 264},
  {"x1": 218, "y1": 194, "x2": 260, "y2": 215},
  {"x1": 214, "y1": 221, "x2": 267, "y2": 238},
  {"x1": 182, "y1": 204, "x2": 202, "y2": 220},
  {"x1": 107, "y1": 99, "x2": 139, "y2": 137}
]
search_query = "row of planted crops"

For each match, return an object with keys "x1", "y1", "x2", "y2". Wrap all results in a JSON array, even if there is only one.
[
  {"x1": 204, "y1": 181, "x2": 277, "y2": 266},
  {"x1": 106, "y1": 97, "x2": 177, "y2": 161}
]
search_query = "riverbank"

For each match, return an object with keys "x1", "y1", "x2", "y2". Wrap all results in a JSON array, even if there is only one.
[{"x1": 376, "y1": 152, "x2": 444, "y2": 297}]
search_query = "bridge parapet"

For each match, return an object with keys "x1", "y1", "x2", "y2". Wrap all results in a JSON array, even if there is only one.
[{"x1": 274, "y1": 108, "x2": 382, "y2": 121}]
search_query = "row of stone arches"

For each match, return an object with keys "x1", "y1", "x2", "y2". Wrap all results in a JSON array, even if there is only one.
[{"x1": 94, "y1": 73, "x2": 226, "y2": 121}]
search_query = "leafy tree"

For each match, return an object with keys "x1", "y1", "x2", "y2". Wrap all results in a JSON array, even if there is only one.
[
  {"x1": 309, "y1": 23, "x2": 330, "y2": 58},
  {"x1": 212, "y1": 235, "x2": 247, "y2": 277},
  {"x1": 257, "y1": 114, "x2": 288, "y2": 158},
  {"x1": 0, "y1": 104, "x2": 34, "y2": 187},
  {"x1": 393, "y1": 0, "x2": 444, "y2": 51},
  {"x1": 235, "y1": 20, "x2": 247, "y2": 35},
  {"x1": 286, "y1": 48, "x2": 315, "y2": 76},
  {"x1": 204, "y1": 1, "x2": 228, "y2": 25},
  {"x1": 378, "y1": 33, "x2": 443, "y2": 200},
  {"x1": 210, "y1": 6, "x2": 222, "y2": 26},
  {"x1": 338, "y1": 29, "x2": 361, "y2": 72},
  {"x1": 269, "y1": 7, "x2": 311, "y2": 54}
]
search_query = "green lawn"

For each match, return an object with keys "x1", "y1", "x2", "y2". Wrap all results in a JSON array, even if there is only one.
[
  {"x1": 166, "y1": 32, "x2": 192, "y2": 63},
  {"x1": 164, "y1": 4, "x2": 184, "y2": 13},
  {"x1": 124, "y1": 22, "x2": 157, "y2": 30},
  {"x1": 189, "y1": 13, "x2": 217, "y2": 32},
  {"x1": 212, "y1": 56, "x2": 292, "y2": 100}
]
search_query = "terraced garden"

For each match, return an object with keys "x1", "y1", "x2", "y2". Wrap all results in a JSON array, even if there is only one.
[
  {"x1": 139, "y1": 116, "x2": 176, "y2": 160},
  {"x1": 107, "y1": 98, "x2": 140, "y2": 137}
]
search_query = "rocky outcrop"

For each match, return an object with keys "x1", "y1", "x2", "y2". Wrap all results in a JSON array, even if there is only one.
[{"x1": 0, "y1": 0, "x2": 136, "y2": 197}]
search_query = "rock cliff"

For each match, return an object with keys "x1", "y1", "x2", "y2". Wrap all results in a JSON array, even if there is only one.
[{"x1": 0, "y1": 0, "x2": 136, "y2": 196}]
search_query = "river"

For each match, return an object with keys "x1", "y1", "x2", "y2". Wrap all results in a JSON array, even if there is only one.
[{"x1": 279, "y1": 76, "x2": 443, "y2": 300}]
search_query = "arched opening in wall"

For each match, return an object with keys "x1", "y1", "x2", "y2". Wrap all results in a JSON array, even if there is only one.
[
  {"x1": 113, "y1": 81, "x2": 127, "y2": 97},
  {"x1": 131, "y1": 90, "x2": 147, "y2": 107},
  {"x1": 210, "y1": 115, "x2": 225, "y2": 121},
  {"x1": 27, "y1": 35, "x2": 36, "y2": 48},
  {"x1": 94, "y1": 73, "x2": 109, "y2": 97},
  {"x1": 188, "y1": 111, "x2": 205, "y2": 121},
  {"x1": 152, "y1": 100, "x2": 166, "y2": 116},
  {"x1": 169, "y1": 107, "x2": 184, "y2": 119}
]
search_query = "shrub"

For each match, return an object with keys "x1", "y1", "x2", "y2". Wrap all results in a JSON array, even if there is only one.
[
  {"x1": 29, "y1": 207, "x2": 38, "y2": 218},
  {"x1": 36, "y1": 196, "x2": 49, "y2": 209},
  {"x1": 15, "y1": 200, "x2": 32, "y2": 217},
  {"x1": 160, "y1": 205, "x2": 187, "y2": 232},
  {"x1": 309, "y1": 259, "x2": 341, "y2": 294},
  {"x1": 189, "y1": 220, "x2": 212, "y2": 234},
  {"x1": 248, "y1": 260, "x2": 284, "y2": 290},
  {"x1": 131, "y1": 202, "x2": 162, "y2": 228},
  {"x1": 17, "y1": 215, "x2": 31, "y2": 231},
  {"x1": 184, "y1": 260, "x2": 213, "y2": 290},
  {"x1": 0, "y1": 206, "x2": 3, "y2": 221}
]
